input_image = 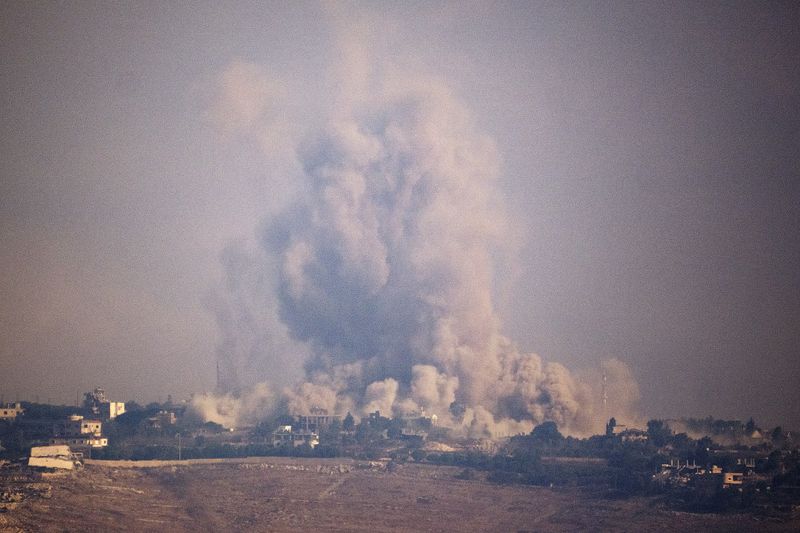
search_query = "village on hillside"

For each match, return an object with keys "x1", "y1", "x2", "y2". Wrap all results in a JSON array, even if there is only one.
[{"x1": 2, "y1": 387, "x2": 799, "y2": 519}]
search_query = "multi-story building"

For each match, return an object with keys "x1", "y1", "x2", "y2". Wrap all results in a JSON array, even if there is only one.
[
  {"x1": 145, "y1": 410, "x2": 176, "y2": 430},
  {"x1": 53, "y1": 415, "x2": 102, "y2": 437},
  {"x1": 272, "y1": 425, "x2": 320, "y2": 448},
  {"x1": 52, "y1": 415, "x2": 107, "y2": 449},
  {"x1": 100, "y1": 401, "x2": 126, "y2": 420},
  {"x1": 293, "y1": 408, "x2": 341, "y2": 434}
]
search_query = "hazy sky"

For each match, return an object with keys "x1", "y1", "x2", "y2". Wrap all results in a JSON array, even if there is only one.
[{"x1": 1, "y1": 1, "x2": 798, "y2": 428}]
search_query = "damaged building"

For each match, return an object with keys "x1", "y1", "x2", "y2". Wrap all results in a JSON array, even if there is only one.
[
  {"x1": 27, "y1": 445, "x2": 82, "y2": 470},
  {"x1": 50, "y1": 415, "x2": 107, "y2": 449},
  {"x1": 272, "y1": 425, "x2": 320, "y2": 449}
]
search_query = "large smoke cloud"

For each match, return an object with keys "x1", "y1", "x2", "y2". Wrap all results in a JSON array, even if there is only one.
[{"x1": 196, "y1": 72, "x2": 639, "y2": 437}]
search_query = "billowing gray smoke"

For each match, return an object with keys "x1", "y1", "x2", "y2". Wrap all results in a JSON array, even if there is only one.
[{"x1": 192, "y1": 78, "x2": 639, "y2": 437}]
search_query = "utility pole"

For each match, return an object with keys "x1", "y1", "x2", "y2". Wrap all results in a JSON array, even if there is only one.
[
  {"x1": 176, "y1": 433, "x2": 182, "y2": 461},
  {"x1": 602, "y1": 370, "x2": 608, "y2": 423}
]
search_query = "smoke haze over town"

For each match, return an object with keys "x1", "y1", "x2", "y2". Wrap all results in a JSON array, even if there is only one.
[{"x1": 1, "y1": 2, "x2": 799, "y2": 431}]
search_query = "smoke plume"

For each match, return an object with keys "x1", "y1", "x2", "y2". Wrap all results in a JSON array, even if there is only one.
[
  {"x1": 207, "y1": 77, "x2": 639, "y2": 437},
  {"x1": 187, "y1": 382, "x2": 275, "y2": 429}
]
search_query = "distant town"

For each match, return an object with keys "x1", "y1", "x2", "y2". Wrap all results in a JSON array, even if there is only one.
[{"x1": 1, "y1": 388, "x2": 799, "y2": 519}]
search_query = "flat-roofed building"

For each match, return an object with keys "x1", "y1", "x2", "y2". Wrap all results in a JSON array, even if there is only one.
[
  {"x1": 28, "y1": 445, "x2": 79, "y2": 470},
  {"x1": 53, "y1": 415, "x2": 102, "y2": 437},
  {"x1": 50, "y1": 436, "x2": 108, "y2": 449},
  {"x1": 0, "y1": 402, "x2": 23, "y2": 420},
  {"x1": 100, "y1": 401, "x2": 125, "y2": 420},
  {"x1": 723, "y1": 472, "x2": 744, "y2": 488},
  {"x1": 272, "y1": 425, "x2": 320, "y2": 448},
  {"x1": 294, "y1": 409, "x2": 341, "y2": 434}
]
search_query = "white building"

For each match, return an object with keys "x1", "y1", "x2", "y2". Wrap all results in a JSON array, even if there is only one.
[
  {"x1": 28, "y1": 445, "x2": 80, "y2": 470},
  {"x1": 100, "y1": 401, "x2": 125, "y2": 420},
  {"x1": 293, "y1": 411, "x2": 341, "y2": 433},
  {"x1": 272, "y1": 425, "x2": 319, "y2": 448}
]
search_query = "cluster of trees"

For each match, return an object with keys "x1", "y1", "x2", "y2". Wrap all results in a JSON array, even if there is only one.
[
  {"x1": 4, "y1": 399, "x2": 799, "y2": 515},
  {"x1": 433, "y1": 417, "x2": 798, "y2": 506}
]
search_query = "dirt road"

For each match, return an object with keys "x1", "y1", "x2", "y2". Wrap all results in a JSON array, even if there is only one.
[{"x1": 2, "y1": 458, "x2": 796, "y2": 532}]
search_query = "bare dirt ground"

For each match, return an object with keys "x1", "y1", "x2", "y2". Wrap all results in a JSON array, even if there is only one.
[{"x1": 1, "y1": 457, "x2": 797, "y2": 532}]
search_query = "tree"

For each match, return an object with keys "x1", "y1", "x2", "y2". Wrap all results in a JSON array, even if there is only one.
[
  {"x1": 646, "y1": 419, "x2": 672, "y2": 447},
  {"x1": 387, "y1": 417, "x2": 405, "y2": 439},
  {"x1": 694, "y1": 437, "x2": 713, "y2": 466},
  {"x1": 17, "y1": 402, "x2": 77, "y2": 420},
  {"x1": 670, "y1": 432, "x2": 692, "y2": 454},
  {"x1": 0, "y1": 428, "x2": 27, "y2": 458},
  {"x1": 771, "y1": 426, "x2": 784, "y2": 445},
  {"x1": 606, "y1": 417, "x2": 617, "y2": 437},
  {"x1": 320, "y1": 418, "x2": 342, "y2": 446},
  {"x1": 530, "y1": 421, "x2": 563, "y2": 446},
  {"x1": 449, "y1": 401, "x2": 466, "y2": 421},
  {"x1": 112, "y1": 409, "x2": 153, "y2": 438},
  {"x1": 343, "y1": 412, "x2": 355, "y2": 432},
  {"x1": 203, "y1": 421, "x2": 224, "y2": 433},
  {"x1": 764, "y1": 450, "x2": 781, "y2": 472},
  {"x1": 745, "y1": 417, "x2": 756, "y2": 435}
]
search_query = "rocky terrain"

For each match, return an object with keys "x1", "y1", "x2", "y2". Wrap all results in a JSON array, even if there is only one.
[{"x1": 1, "y1": 457, "x2": 797, "y2": 532}]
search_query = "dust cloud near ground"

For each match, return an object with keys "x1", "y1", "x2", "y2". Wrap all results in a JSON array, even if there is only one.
[{"x1": 2, "y1": 458, "x2": 797, "y2": 532}]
